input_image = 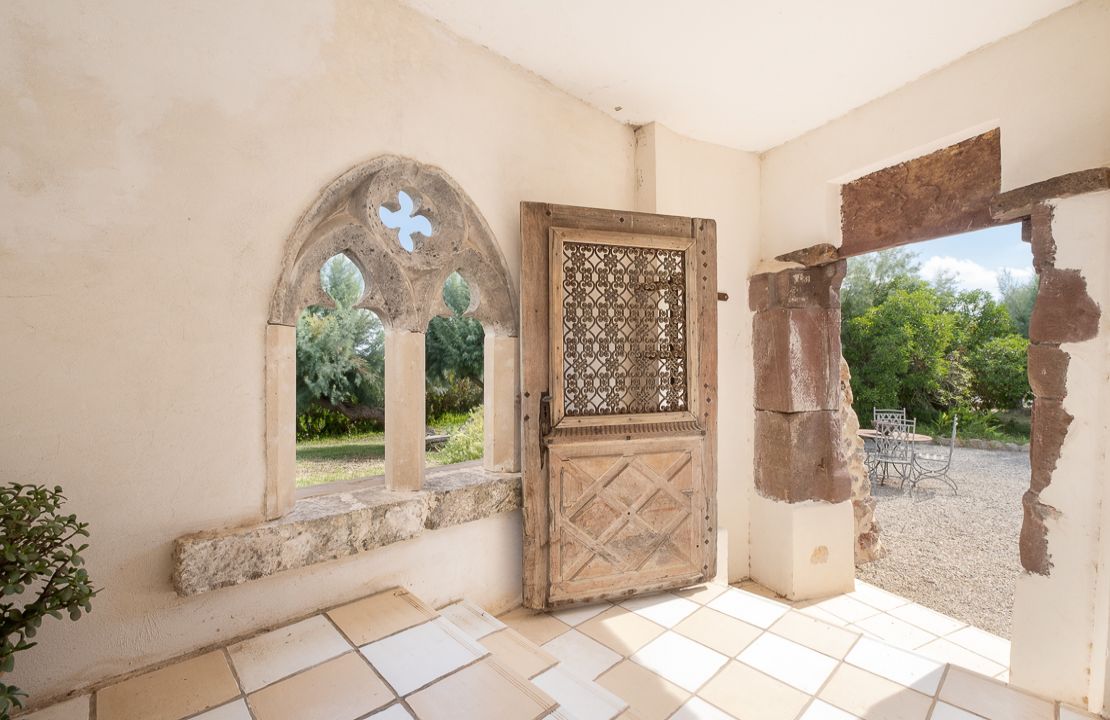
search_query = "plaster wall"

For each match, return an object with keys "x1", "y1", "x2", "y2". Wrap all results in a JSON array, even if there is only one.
[
  {"x1": 761, "y1": 0, "x2": 1110, "y2": 258},
  {"x1": 633, "y1": 123, "x2": 761, "y2": 581},
  {"x1": 0, "y1": 0, "x2": 634, "y2": 701}
]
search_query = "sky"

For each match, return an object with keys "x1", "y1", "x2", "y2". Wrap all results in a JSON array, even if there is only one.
[{"x1": 910, "y1": 223, "x2": 1033, "y2": 298}]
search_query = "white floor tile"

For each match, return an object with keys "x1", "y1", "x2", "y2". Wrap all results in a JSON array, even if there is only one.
[
  {"x1": 671, "y1": 696, "x2": 737, "y2": 720},
  {"x1": 707, "y1": 588, "x2": 789, "y2": 629},
  {"x1": 439, "y1": 600, "x2": 506, "y2": 640},
  {"x1": 228, "y1": 615, "x2": 351, "y2": 692},
  {"x1": 844, "y1": 637, "x2": 944, "y2": 695},
  {"x1": 620, "y1": 593, "x2": 700, "y2": 628},
  {"x1": 945, "y1": 626, "x2": 1011, "y2": 667},
  {"x1": 543, "y1": 629, "x2": 623, "y2": 680},
  {"x1": 930, "y1": 702, "x2": 984, "y2": 720},
  {"x1": 20, "y1": 696, "x2": 91, "y2": 720},
  {"x1": 630, "y1": 631, "x2": 728, "y2": 692},
  {"x1": 849, "y1": 582, "x2": 909, "y2": 612},
  {"x1": 532, "y1": 665, "x2": 627, "y2": 720},
  {"x1": 938, "y1": 666, "x2": 1053, "y2": 720},
  {"x1": 798, "y1": 606, "x2": 853, "y2": 628},
  {"x1": 736, "y1": 632, "x2": 838, "y2": 694},
  {"x1": 192, "y1": 700, "x2": 253, "y2": 720},
  {"x1": 808, "y1": 595, "x2": 880, "y2": 624},
  {"x1": 886, "y1": 603, "x2": 966, "y2": 637},
  {"x1": 553, "y1": 603, "x2": 610, "y2": 627},
  {"x1": 851, "y1": 614, "x2": 936, "y2": 651},
  {"x1": 1059, "y1": 705, "x2": 1100, "y2": 719},
  {"x1": 370, "y1": 705, "x2": 416, "y2": 719},
  {"x1": 914, "y1": 638, "x2": 1005, "y2": 678},
  {"x1": 798, "y1": 700, "x2": 861, "y2": 720},
  {"x1": 361, "y1": 617, "x2": 487, "y2": 695}
]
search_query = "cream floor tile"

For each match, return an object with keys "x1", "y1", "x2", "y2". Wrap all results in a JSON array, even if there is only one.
[
  {"x1": 532, "y1": 665, "x2": 628, "y2": 720},
  {"x1": 674, "y1": 606, "x2": 763, "y2": 657},
  {"x1": 818, "y1": 664, "x2": 932, "y2": 720},
  {"x1": 944, "y1": 627, "x2": 1011, "y2": 667},
  {"x1": 914, "y1": 638, "x2": 1005, "y2": 678},
  {"x1": 96, "y1": 650, "x2": 240, "y2": 720},
  {"x1": 543, "y1": 629, "x2": 623, "y2": 680},
  {"x1": 630, "y1": 631, "x2": 728, "y2": 692},
  {"x1": 737, "y1": 581, "x2": 786, "y2": 601},
  {"x1": 481, "y1": 627, "x2": 558, "y2": 679},
  {"x1": 361, "y1": 617, "x2": 487, "y2": 696},
  {"x1": 698, "y1": 661, "x2": 810, "y2": 720},
  {"x1": 370, "y1": 705, "x2": 416, "y2": 719},
  {"x1": 937, "y1": 666, "x2": 1053, "y2": 720},
  {"x1": 1059, "y1": 705, "x2": 1100, "y2": 719},
  {"x1": 769, "y1": 611, "x2": 860, "y2": 659},
  {"x1": 247, "y1": 652, "x2": 393, "y2": 720},
  {"x1": 192, "y1": 700, "x2": 253, "y2": 720},
  {"x1": 500, "y1": 606, "x2": 573, "y2": 645},
  {"x1": 228, "y1": 615, "x2": 350, "y2": 692},
  {"x1": 328, "y1": 588, "x2": 437, "y2": 645},
  {"x1": 848, "y1": 582, "x2": 911, "y2": 612},
  {"x1": 708, "y1": 588, "x2": 790, "y2": 629},
  {"x1": 597, "y1": 660, "x2": 688, "y2": 720},
  {"x1": 844, "y1": 637, "x2": 944, "y2": 695},
  {"x1": 798, "y1": 606, "x2": 854, "y2": 628},
  {"x1": 554, "y1": 603, "x2": 611, "y2": 627},
  {"x1": 675, "y1": 583, "x2": 728, "y2": 605},
  {"x1": 808, "y1": 596, "x2": 880, "y2": 624},
  {"x1": 578, "y1": 606, "x2": 666, "y2": 656},
  {"x1": 440, "y1": 600, "x2": 506, "y2": 640},
  {"x1": 671, "y1": 697, "x2": 737, "y2": 720},
  {"x1": 407, "y1": 658, "x2": 556, "y2": 720},
  {"x1": 798, "y1": 700, "x2": 861, "y2": 720},
  {"x1": 850, "y1": 614, "x2": 936, "y2": 651},
  {"x1": 20, "y1": 696, "x2": 90, "y2": 720},
  {"x1": 929, "y1": 702, "x2": 983, "y2": 720},
  {"x1": 886, "y1": 603, "x2": 966, "y2": 637},
  {"x1": 736, "y1": 633, "x2": 838, "y2": 695},
  {"x1": 620, "y1": 593, "x2": 700, "y2": 628},
  {"x1": 995, "y1": 669, "x2": 1010, "y2": 683}
]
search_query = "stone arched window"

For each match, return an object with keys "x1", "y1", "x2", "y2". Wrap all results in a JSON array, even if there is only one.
[{"x1": 264, "y1": 156, "x2": 519, "y2": 519}]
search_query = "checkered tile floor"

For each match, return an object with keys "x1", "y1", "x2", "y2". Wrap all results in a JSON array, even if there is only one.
[{"x1": 19, "y1": 581, "x2": 1099, "y2": 720}]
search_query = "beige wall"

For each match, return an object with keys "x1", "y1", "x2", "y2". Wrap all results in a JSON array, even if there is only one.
[
  {"x1": 633, "y1": 123, "x2": 761, "y2": 581},
  {"x1": 0, "y1": 0, "x2": 635, "y2": 700},
  {"x1": 761, "y1": 0, "x2": 1110, "y2": 258}
]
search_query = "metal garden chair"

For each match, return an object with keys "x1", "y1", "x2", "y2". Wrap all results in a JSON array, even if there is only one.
[
  {"x1": 872, "y1": 417, "x2": 917, "y2": 485},
  {"x1": 873, "y1": 407, "x2": 907, "y2": 431},
  {"x1": 910, "y1": 416, "x2": 959, "y2": 494}
]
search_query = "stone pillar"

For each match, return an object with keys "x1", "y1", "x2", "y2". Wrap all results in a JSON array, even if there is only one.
[
  {"x1": 265, "y1": 324, "x2": 297, "y2": 519},
  {"x1": 385, "y1": 330, "x2": 426, "y2": 492},
  {"x1": 748, "y1": 261, "x2": 855, "y2": 600},
  {"x1": 483, "y1": 334, "x2": 520, "y2": 472},
  {"x1": 839, "y1": 357, "x2": 883, "y2": 564}
]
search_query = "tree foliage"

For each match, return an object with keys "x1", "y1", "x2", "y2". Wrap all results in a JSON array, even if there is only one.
[
  {"x1": 968, "y1": 334, "x2": 1030, "y2": 410},
  {"x1": 1, "y1": 484, "x2": 96, "y2": 718},
  {"x1": 426, "y1": 273, "x2": 484, "y2": 387},
  {"x1": 998, "y1": 269, "x2": 1039, "y2": 337}
]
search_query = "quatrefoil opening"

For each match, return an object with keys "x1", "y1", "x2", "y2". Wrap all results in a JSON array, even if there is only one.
[{"x1": 378, "y1": 189, "x2": 433, "y2": 252}]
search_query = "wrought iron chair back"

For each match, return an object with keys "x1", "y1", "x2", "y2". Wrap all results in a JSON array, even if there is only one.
[
  {"x1": 911, "y1": 415, "x2": 959, "y2": 494},
  {"x1": 873, "y1": 407, "x2": 907, "y2": 432},
  {"x1": 874, "y1": 417, "x2": 916, "y2": 465}
]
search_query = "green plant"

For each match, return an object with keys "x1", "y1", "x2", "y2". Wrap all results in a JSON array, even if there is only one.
[
  {"x1": 432, "y1": 407, "x2": 484, "y2": 465},
  {"x1": 1, "y1": 484, "x2": 96, "y2": 718},
  {"x1": 967, "y1": 334, "x2": 1030, "y2": 410}
]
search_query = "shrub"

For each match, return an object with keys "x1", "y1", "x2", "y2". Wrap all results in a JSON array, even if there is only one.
[
  {"x1": 425, "y1": 376, "x2": 483, "y2": 420},
  {"x1": 297, "y1": 405, "x2": 383, "y2": 441},
  {"x1": 434, "y1": 407, "x2": 484, "y2": 465},
  {"x1": 1, "y1": 484, "x2": 96, "y2": 718},
  {"x1": 968, "y1": 334, "x2": 1030, "y2": 410}
]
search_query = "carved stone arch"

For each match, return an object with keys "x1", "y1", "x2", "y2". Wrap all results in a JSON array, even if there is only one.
[{"x1": 264, "y1": 155, "x2": 520, "y2": 520}]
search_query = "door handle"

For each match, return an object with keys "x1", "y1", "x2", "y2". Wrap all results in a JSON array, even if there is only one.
[{"x1": 539, "y1": 392, "x2": 552, "y2": 469}]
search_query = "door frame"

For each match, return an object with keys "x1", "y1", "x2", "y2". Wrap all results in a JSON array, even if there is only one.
[{"x1": 519, "y1": 202, "x2": 718, "y2": 608}]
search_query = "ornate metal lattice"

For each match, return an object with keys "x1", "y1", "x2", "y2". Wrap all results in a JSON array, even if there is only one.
[{"x1": 560, "y1": 241, "x2": 688, "y2": 416}]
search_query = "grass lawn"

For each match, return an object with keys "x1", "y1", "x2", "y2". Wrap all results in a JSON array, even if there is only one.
[{"x1": 296, "y1": 413, "x2": 478, "y2": 487}]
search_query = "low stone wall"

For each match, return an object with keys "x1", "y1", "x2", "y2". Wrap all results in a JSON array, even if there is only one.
[{"x1": 930, "y1": 437, "x2": 1030, "y2": 453}]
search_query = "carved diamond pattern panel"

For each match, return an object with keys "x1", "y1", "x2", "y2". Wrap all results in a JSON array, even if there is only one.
[
  {"x1": 552, "y1": 450, "x2": 697, "y2": 594},
  {"x1": 560, "y1": 241, "x2": 688, "y2": 416}
]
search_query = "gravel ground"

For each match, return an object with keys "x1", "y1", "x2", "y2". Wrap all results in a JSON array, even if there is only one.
[{"x1": 856, "y1": 446, "x2": 1030, "y2": 638}]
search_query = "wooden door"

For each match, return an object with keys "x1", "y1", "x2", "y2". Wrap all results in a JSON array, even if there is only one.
[{"x1": 520, "y1": 203, "x2": 717, "y2": 609}]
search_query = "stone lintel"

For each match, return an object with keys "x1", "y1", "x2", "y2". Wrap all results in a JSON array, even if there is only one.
[
  {"x1": 839, "y1": 129, "x2": 1001, "y2": 257},
  {"x1": 753, "y1": 307, "x2": 841, "y2": 412},
  {"x1": 754, "y1": 410, "x2": 852, "y2": 504},
  {"x1": 172, "y1": 465, "x2": 522, "y2": 596},
  {"x1": 774, "y1": 243, "x2": 839, "y2": 267},
  {"x1": 991, "y1": 167, "x2": 1110, "y2": 222}
]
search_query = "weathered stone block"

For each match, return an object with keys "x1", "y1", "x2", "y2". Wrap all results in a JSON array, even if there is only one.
[
  {"x1": 749, "y1": 262, "x2": 845, "y2": 312},
  {"x1": 991, "y1": 167, "x2": 1110, "y2": 222},
  {"x1": 1029, "y1": 268, "x2": 1100, "y2": 344},
  {"x1": 1020, "y1": 489, "x2": 1057, "y2": 576},
  {"x1": 754, "y1": 410, "x2": 852, "y2": 504},
  {"x1": 775, "y1": 243, "x2": 839, "y2": 267},
  {"x1": 1029, "y1": 398, "x2": 1073, "y2": 494},
  {"x1": 1027, "y1": 343, "x2": 1069, "y2": 400},
  {"x1": 1027, "y1": 203, "x2": 1056, "y2": 273},
  {"x1": 753, "y1": 308, "x2": 841, "y2": 412}
]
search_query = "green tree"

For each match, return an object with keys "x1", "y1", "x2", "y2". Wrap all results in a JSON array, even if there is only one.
[
  {"x1": 425, "y1": 273, "x2": 484, "y2": 387},
  {"x1": 998, "y1": 269, "x2": 1039, "y2": 337},
  {"x1": 296, "y1": 256, "x2": 385, "y2": 424},
  {"x1": 944, "y1": 289, "x2": 1016, "y2": 353},
  {"x1": 968, "y1": 334, "x2": 1030, "y2": 409},
  {"x1": 841, "y1": 248, "x2": 923, "y2": 320}
]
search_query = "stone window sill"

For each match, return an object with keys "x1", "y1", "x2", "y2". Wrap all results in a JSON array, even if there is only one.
[{"x1": 172, "y1": 462, "x2": 522, "y2": 596}]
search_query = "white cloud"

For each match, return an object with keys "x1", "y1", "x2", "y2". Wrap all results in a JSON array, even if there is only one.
[{"x1": 919, "y1": 256, "x2": 1033, "y2": 297}]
